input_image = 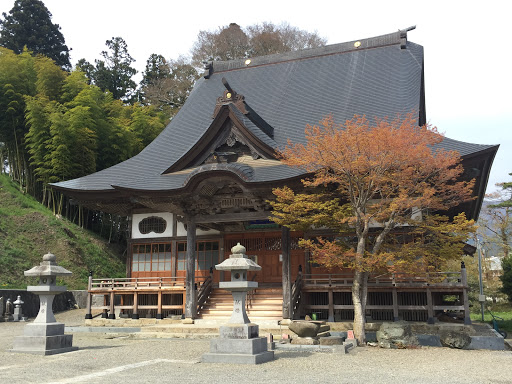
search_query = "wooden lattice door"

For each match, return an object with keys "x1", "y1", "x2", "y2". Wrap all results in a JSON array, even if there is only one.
[{"x1": 224, "y1": 232, "x2": 303, "y2": 284}]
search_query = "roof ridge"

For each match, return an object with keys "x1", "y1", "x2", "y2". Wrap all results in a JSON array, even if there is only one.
[{"x1": 204, "y1": 27, "x2": 415, "y2": 76}]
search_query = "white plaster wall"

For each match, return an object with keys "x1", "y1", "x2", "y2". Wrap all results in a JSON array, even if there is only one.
[
  {"x1": 176, "y1": 221, "x2": 220, "y2": 236},
  {"x1": 131, "y1": 212, "x2": 174, "y2": 239}
]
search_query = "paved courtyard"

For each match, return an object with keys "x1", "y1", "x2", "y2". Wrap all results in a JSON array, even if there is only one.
[{"x1": 1, "y1": 312, "x2": 512, "y2": 384}]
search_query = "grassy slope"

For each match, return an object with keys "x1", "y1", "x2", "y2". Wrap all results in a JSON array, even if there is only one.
[
  {"x1": 0, "y1": 174, "x2": 126, "y2": 289},
  {"x1": 470, "y1": 303, "x2": 512, "y2": 334}
]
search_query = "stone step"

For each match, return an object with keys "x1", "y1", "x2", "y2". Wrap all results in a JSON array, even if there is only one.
[
  {"x1": 199, "y1": 287, "x2": 284, "y2": 321},
  {"x1": 200, "y1": 309, "x2": 283, "y2": 316}
]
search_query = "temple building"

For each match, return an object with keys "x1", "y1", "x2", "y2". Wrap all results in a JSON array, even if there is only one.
[{"x1": 52, "y1": 28, "x2": 498, "y2": 323}]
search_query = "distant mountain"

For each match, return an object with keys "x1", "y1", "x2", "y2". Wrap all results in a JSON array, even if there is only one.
[{"x1": 477, "y1": 199, "x2": 511, "y2": 259}]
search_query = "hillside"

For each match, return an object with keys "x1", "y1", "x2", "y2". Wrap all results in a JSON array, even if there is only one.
[{"x1": 0, "y1": 174, "x2": 126, "y2": 289}]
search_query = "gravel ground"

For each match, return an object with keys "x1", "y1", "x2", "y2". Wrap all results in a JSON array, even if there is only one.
[{"x1": 1, "y1": 310, "x2": 512, "y2": 384}]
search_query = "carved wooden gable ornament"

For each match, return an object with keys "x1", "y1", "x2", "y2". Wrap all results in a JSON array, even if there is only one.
[{"x1": 163, "y1": 78, "x2": 276, "y2": 174}]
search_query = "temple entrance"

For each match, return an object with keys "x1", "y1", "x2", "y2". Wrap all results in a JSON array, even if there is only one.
[{"x1": 224, "y1": 232, "x2": 303, "y2": 284}]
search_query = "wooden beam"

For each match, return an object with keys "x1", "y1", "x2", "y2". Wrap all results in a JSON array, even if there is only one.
[
  {"x1": 194, "y1": 211, "x2": 269, "y2": 223},
  {"x1": 185, "y1": 217, "x2": 197, "y2": 319}
]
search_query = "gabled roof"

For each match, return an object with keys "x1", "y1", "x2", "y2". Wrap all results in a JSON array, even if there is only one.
[{"x1": 51, "y1": 28, "x2": 498, "y2": 219}]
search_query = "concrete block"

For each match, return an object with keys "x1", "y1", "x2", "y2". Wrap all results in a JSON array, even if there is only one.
[
  {"x1": 23, "y1": 323, "x2": 65, "y2": 337},
  {"x1": 468, "y1": 334, "x2": 505, "y2": 351},
  {"x1": 417, "y1": 334, "x2": 442, "y2": 347},
  {"x1": 11, "y1": 334, "x2": 77, "y2": 355},
  {"x1": 210, "y1": 337, "x2": 268, "y2": 354},
  {"x1": 202, "y1": 351, "x2": 274, "y2": 364}
]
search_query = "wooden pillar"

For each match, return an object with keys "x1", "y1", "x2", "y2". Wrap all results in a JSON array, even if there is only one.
[
  {"x1": 328, "y1": 288, "x2": 334, "y2": 322},
  {"x1": 426, "y1": 288, "x2": 434, "y2": 324},
  {"x1": 108, "y1": 291, "x2": 115, "y2": 319},
  {"x1": 282, "y1": 226, "x2": 292, "y2": 319},
  {"x1": 157, "y1": 290, "x2": 163, "y2": 320},
  {"x1": 102, "y1": 295, "x2": 108, "y2": 318},
  {"x1": 127, "y1": 216, "x2": 133, "y2": 278},
  {"x1": 185, "y1": 217, "x2": 197, "y2": 319},
  {"x1": 392, "y1": 287, "x2": 399, "y2": 321},
  {"x1": 132, "y1": 291, "x2": 139, "y2": 319},
  {"x1": 85, "y1": 272, "x2": 93, "y2": 320},
  {"x1": 461, "y1": 261, "x2": 472, "y2": 325}
]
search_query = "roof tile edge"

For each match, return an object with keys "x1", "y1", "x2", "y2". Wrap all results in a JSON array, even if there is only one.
[{"x1": 204, "y1": 27, "x2": 415, "y2": 76}]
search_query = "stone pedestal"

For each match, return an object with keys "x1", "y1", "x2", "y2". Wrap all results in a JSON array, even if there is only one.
[
  {"x1": 202, "y1": 324, "x2": 274, "y2": 364},
  {"x1": 11, "y1": 323, "x2": 77, "y2": 355}
]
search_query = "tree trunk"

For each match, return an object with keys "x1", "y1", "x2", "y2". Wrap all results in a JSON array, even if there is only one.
[{"x1": 352, "y1": 270, "x2": 367, "y2": 344}]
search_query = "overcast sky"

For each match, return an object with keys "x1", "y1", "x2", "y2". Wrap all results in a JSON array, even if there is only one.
[{"x1": 2, "y1": 0, "x2": 510, "y2": 194}]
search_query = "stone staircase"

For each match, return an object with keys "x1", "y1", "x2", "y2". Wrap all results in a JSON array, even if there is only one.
[{"x1": 198, "y1": 287, "x2": 284, "y2": 321}]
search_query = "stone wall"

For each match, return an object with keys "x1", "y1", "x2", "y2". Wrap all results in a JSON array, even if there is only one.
[{"x1": 0, "y1": 289, "x2": 83, "y2": 319}]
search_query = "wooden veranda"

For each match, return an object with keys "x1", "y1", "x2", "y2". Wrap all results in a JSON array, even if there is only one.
[
  {"x1": 296, "y1": 264, "x2": 471, "y2": 324},
  {"x1": 85, "y1": 263, "x2": 471, "y2": 324}
]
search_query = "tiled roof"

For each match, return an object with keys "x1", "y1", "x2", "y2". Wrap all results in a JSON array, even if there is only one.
[{"x1": 51, "y1": 29, "x2": 497, "y2": 193}]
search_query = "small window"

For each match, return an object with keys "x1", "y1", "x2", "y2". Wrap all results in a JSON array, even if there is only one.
[
  {"x1": 132, "y1": 243, "x2": 172, "y2": 272},
  {"x1": 139, "y1": 216, "x2": 167, "y2": 234}
]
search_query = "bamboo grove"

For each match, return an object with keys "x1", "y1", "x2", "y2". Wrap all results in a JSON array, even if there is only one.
[{"x1": 0, "y1": 47, "x2": 168, "y2": 240}]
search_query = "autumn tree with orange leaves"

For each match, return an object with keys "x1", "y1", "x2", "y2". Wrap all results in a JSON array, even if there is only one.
[{"x1": 271, "y1": 113, "x2": 476, "y2": 344}]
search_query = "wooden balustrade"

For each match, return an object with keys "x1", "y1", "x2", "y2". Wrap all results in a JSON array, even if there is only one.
[
  {"x1": 291, "y1": 270, "x2": 303, "y2": 319},
  {"x1": 299, "y1": 268, "x2": 469, "y2": 323},
  {"x1": 302, "y1": 271, "x2": 463, "y2": 288},
  {"x1": 86, "y1": 275, "x2": 209, "y2": 320}
]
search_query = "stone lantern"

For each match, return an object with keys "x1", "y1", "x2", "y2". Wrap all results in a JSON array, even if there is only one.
[
  {"x1": 202, "y1": 243, "x2": 274, "y2": 364},
  {"x1": 11, "y1": 252, "x2": 78, "y2": 355},
  {"x1": 12, "y1": 295, "x2": 25, "y2": 322}
]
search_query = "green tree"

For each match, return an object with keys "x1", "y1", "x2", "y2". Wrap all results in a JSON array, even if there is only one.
[
  {"x1": 139, "y1": 55, "x2": 199, "y2": 118},
  {"x1": 501, "y1": 255, "x2": 512, "y2": 301},
  {"x1": 0, "y1": 0, "x2": 71, "y2": 70},
  {"x1": 92, "y1": 37, "x2": 137, "y2": 102},
  {"x1": 0, "y1": 48, "x2": 37, "y2": 189},
  {"x1": 127, "y1": 103, "x2": 167, "y2": 152},
  {"x1": 140, "y1": 54, "x2": 170, "y2": 88}
]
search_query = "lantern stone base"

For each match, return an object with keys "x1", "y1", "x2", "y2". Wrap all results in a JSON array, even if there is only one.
[
  {"x1": 202, "y1": 323, "x2": 274, "y2": 364},
  {"x1": 11, "y1": 322, "x2": 78, "y2": 355},
  {"x1": 219, "y1": 323, "x2": 259, "y2": 339},
  {"x1": 202, "y1": 337, "x2": 274, "y2": 364}
]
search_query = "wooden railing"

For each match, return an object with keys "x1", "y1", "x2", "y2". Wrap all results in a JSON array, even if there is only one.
[
  {"x1": 86, "y1": 274, "x2": 209, "y2": 320},
  {"x1": 291, "y1": 269, "x2": 303, "y2": 319},
  {"x1": 196, "y1": 271, "x2": 213, "y2": 316},
  {"x1": 89, "y1": 276, "x2": 211, "y2": 291},
  {"x1": 303, "y1": 271, "x2": 463, "y2": 288}
]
